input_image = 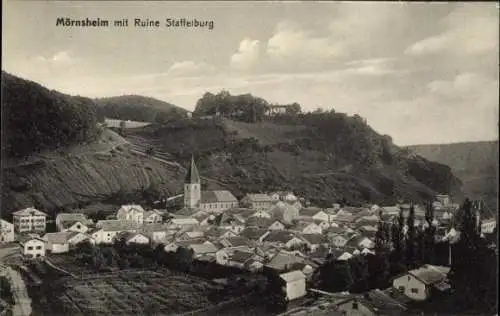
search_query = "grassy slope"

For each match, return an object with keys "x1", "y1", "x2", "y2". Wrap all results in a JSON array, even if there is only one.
[
  {"x1": 127, "y1": 118, "x2": 461, "y2": 207},
  {"x1": 409, "y1": 140, "x2": 498, "y2": 214}
]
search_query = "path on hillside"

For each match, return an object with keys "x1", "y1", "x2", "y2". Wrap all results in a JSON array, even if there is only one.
[
  {"x1": 2, "y1": 266, "x2": 32, "y2": 316},
  {"x1": 129, "y1": 149, "x2": 230, "y2": 188}
]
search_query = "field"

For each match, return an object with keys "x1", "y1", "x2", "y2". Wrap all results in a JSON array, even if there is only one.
[
  {"x1": 222, "y1": 119, "x2": 306, "y2": 145},
  {"x1": 29, "y1": 270, "x2": 229, "y2": 316}
]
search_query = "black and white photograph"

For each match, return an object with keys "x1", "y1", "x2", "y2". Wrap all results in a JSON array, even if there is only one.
[{"x1": 1, "y1": 1, "x2": 498, "y2": 315}]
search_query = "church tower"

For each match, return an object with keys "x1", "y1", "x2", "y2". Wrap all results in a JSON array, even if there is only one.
[{"x1": 184, "y1": 156, "x2": 201, "y2": 208}]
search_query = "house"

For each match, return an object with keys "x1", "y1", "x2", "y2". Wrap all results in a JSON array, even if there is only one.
[
  {"x1": 269, "y1": 191, "x2": 298, "y2": 203},
  {"x1": 250, "y1": 210, "x2": 272, "y2": 219},
  {"x1": 265, "y1": 104, "x2": 294, "y2": 116},
  {"x1": 141, "y1": 223, "x2": 171, "y2": 243},
  {"x1": 176, "y1": 231, "x2": 205, "y2": 241},
  {"x1": 66, "y1": 232, "x2": 95, "y2": 247},
  {"x1": 218, "y1": 236, "x2": 253, "y2": 248},
  {"x1": 346, "y1": 235, "x2": 374, "y2": 249},
  {"x1": 193, "y1": 213, "x2": 216, "y2": 226},
  {"x1": 240, "y1": 193, "x2": 275, "y2": 210},
  {"x1": 336, "y1": 289, "x2": 408, "y2": 316},
  {"x1": 328, "y1": 234, "x2": 349, "y2": 248},
  {"x1": 317, "y1": 220, "x2": 336, "y2": 230},
  {"x1": 42, "y1": 232, "x2": 71, "y2": 253},
  {"x1": 266, "y1": 251, "x2": 305, "y2": 272},
  {"x1": 392, "y1": 264, "x2": 451, "y2": 301},
  {"x1": 91, "y1": 220, "x2": 140, "y2": 244},
  {"x1": 263, "y1": 231, "x2": 305, "y2": 250},
  {"x1": 19, "y1": 235, "x2": 45, "y2": 259},
  {"x1": 481, "y1": 218, "x2": 496, "y2": 234},
  {"x1": 299, "y1": 208, "x2": 330, "y2": 222},
  {"x1": 116, "y1": 232, "x2": 150, "y2": 245},
  {"x1": 269, "y1": 202, "x2": 300, "y2": 225},
  {"x1": 245, "y1": 217, "x2": 273, "y2": 229},
  {"x1": 12, "y1": 207, "x2": 47, "y2": 233},
  {"x1": 300, "y1": 234, "x2": 328, "y2": 252},
  {"x1": 268, "y1": 220, "x2": 286, "y2": 231},
  {"x1": 239, "y1": 227, "x2": 270, "y2": 243},
  {"x1": 204, "y1": 227, "x2": 237, "y2": 239},
  {"x1": 0, "y1": 219, "x2": 15, "y2": 243},
  {"x1": 55, "y1": 213, "x2": 91, "y2": 232},
  {"x1": 144, "y1": 210, "x2": 163, "y2": 224},
  {"x1": 215, "y1": 249, "x2": 230, "y2": 265},
  {"x1": 164, "y1": 239, "x2": 206, "y2": 252},
  {"x1": 227, "y1": 250, "x2": 255, "y2": 269},
  {"x1": 116, "y1": 204, "x2": 146, "y2": 224},
  {"x1": 213, "y1": 213, "x2": 245, "y2": 234},
  {"x1": 188, "y1": 242, "x2": 218, "y2": 258},
  {"x1": 293, "y1": 222, "x2": 322, "y2": 235},
  {"x1": 167, "y1": 217, "x2": 199, "y2": 230},
  {"x1": 336, "y1": 252, "x2": 353, "y2": 261},
  {"x1": 336, "y1": 209, "x2": 353, "y2": 216},
  {"x1": 279, "y1": 270, "x2": 307, "y2": 301}
]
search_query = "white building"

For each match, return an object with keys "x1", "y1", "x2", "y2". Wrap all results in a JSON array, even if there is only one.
[
  {"x1": 91, "y1": 220, "x2": 140, "y2": 244},
  {"x1": 241, "y1": 193, "x2": 276, "y2": 210},
  {"x1": 279, "y1": 270, "x2": 307, "y2": 301},
  {"x1": 481, "y1": 218, "x2": 497, "y2": 234},
  {"x1": 12, "y1": 207, "x2": 47, "y2": 233},
  {"x1": 0, "y1": 219, "x2": 15, "y2": 243},
  {"x1": 55, "y1": 213, "x2": 91, "y2": 232},
  {"x1": 19, "y1": 236, "x2": 45, "y2": 259},
  {"x1": 117, "y1": 232, "x2": 150, "y2": 245},
  {"x1": 116, "y1": 205, "x2": 146, "y2": 225},
  {"x1": 392, "y1": 265, "x2": 450, "y2": 301}
]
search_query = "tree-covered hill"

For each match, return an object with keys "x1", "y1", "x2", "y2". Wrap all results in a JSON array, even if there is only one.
[
  {"x1": 95, "y1": 95, "x2": 188, "y2": 123},
  {"x1": 1, "y1": 71, "x2": 101, "y2": 158},
  {"x1": 128, "y1": 99, "x2": 463, "y2": 207}
]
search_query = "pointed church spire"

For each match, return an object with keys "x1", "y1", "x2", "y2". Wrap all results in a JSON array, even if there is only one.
[{"x1": 185, "y1": 155, "x2": 200, "y2": 183}]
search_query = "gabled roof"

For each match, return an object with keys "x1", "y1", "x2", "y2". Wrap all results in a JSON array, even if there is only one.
[
  {"x1": 239, "y1": 227, "x2": 269, "y2": 241},
  {"x1": 280, "y1": 270, "x2": 306, "y2": 283},
  {"x1": 170, "y1": 217, "x2": 199, "y2": 225},
  {"x1": 61, "y1": 220, "x2": 90, "y2": 229},
  {"x1": 266, "y1": 251, "x2": 304, "y2": 271},
  {"x1": 56, "y1": 213, "x2": 89, "y2": 224},
  {"x1": 201, "y1": 190, "x2": 238, "y2": 203},
  {"x1": 185, "y1": 156, "x2": 201, "y2": 183},
  {"x1": 222, "y1": 236, "x2": 253, "y2": 248},
  {"x1": 407, "y1": 265, "x2": 450, "y2": 285},
  {"x1": 263, "y1": 231, "x2": 297, "y2": 244},
  {"x1": 189, "y1": 243, "x2": 218, "y2": 255},
  {"x1": 326, "y1": 226, "x2": 347, "y2": 235},
  {"x1": 346, "y1": 235, "x2": 373, "y2": 248},
  {"x1": 144, "y1": 210, "x2": 162, "y2": 218},
  {"x1": 243, "y1": 193, "x2": 274, "y2": 203},
  {"x1": 117, "y1": 231, "x2": 149, "y2": 242},
  {"x1": 230, "y1": 250, "x2": 254, "y2": 263},
  {"x1": 245, "y1": 216, "x2": 273, "y2": 228},
  {"x1": 43, "y1": 232, "x2": 73, "y2": 244},
  {"x1": 203, "y1": 227, "x2": 235, "y2": 238},
  {"x1": 300, "y1": 234, "x2": 327, "y2": 245},
  {"x1": 13, "y1": 207, "x2": 47, "y2": 217},
  {"x1": 117, "y1": 204, "x2": 145, "y2": 214},
  {"x1": 300, "y1": 207, "x2": 324, "y2": 217}
]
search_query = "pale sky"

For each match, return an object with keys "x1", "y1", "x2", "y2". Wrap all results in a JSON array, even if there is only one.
[{"x1": 2, "y1": 1, "x2": 499, "y2": 146}]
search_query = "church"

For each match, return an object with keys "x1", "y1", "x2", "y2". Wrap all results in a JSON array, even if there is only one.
[{"x1": 184, "y1": 157, "x2": 239, "y2": 211}]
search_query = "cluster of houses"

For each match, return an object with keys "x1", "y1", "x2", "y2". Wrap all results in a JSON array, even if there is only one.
[
  {"x1": 283, "y1": 264, "x2": 451, "y2": 316},
  {"x1": 0, "y1": 158, "x2": 496, "y2": 305}
]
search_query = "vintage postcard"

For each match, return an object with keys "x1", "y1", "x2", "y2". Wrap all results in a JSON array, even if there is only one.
[{"x1": 1, "y1": 1, "x2": 498, "y2": 315}]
